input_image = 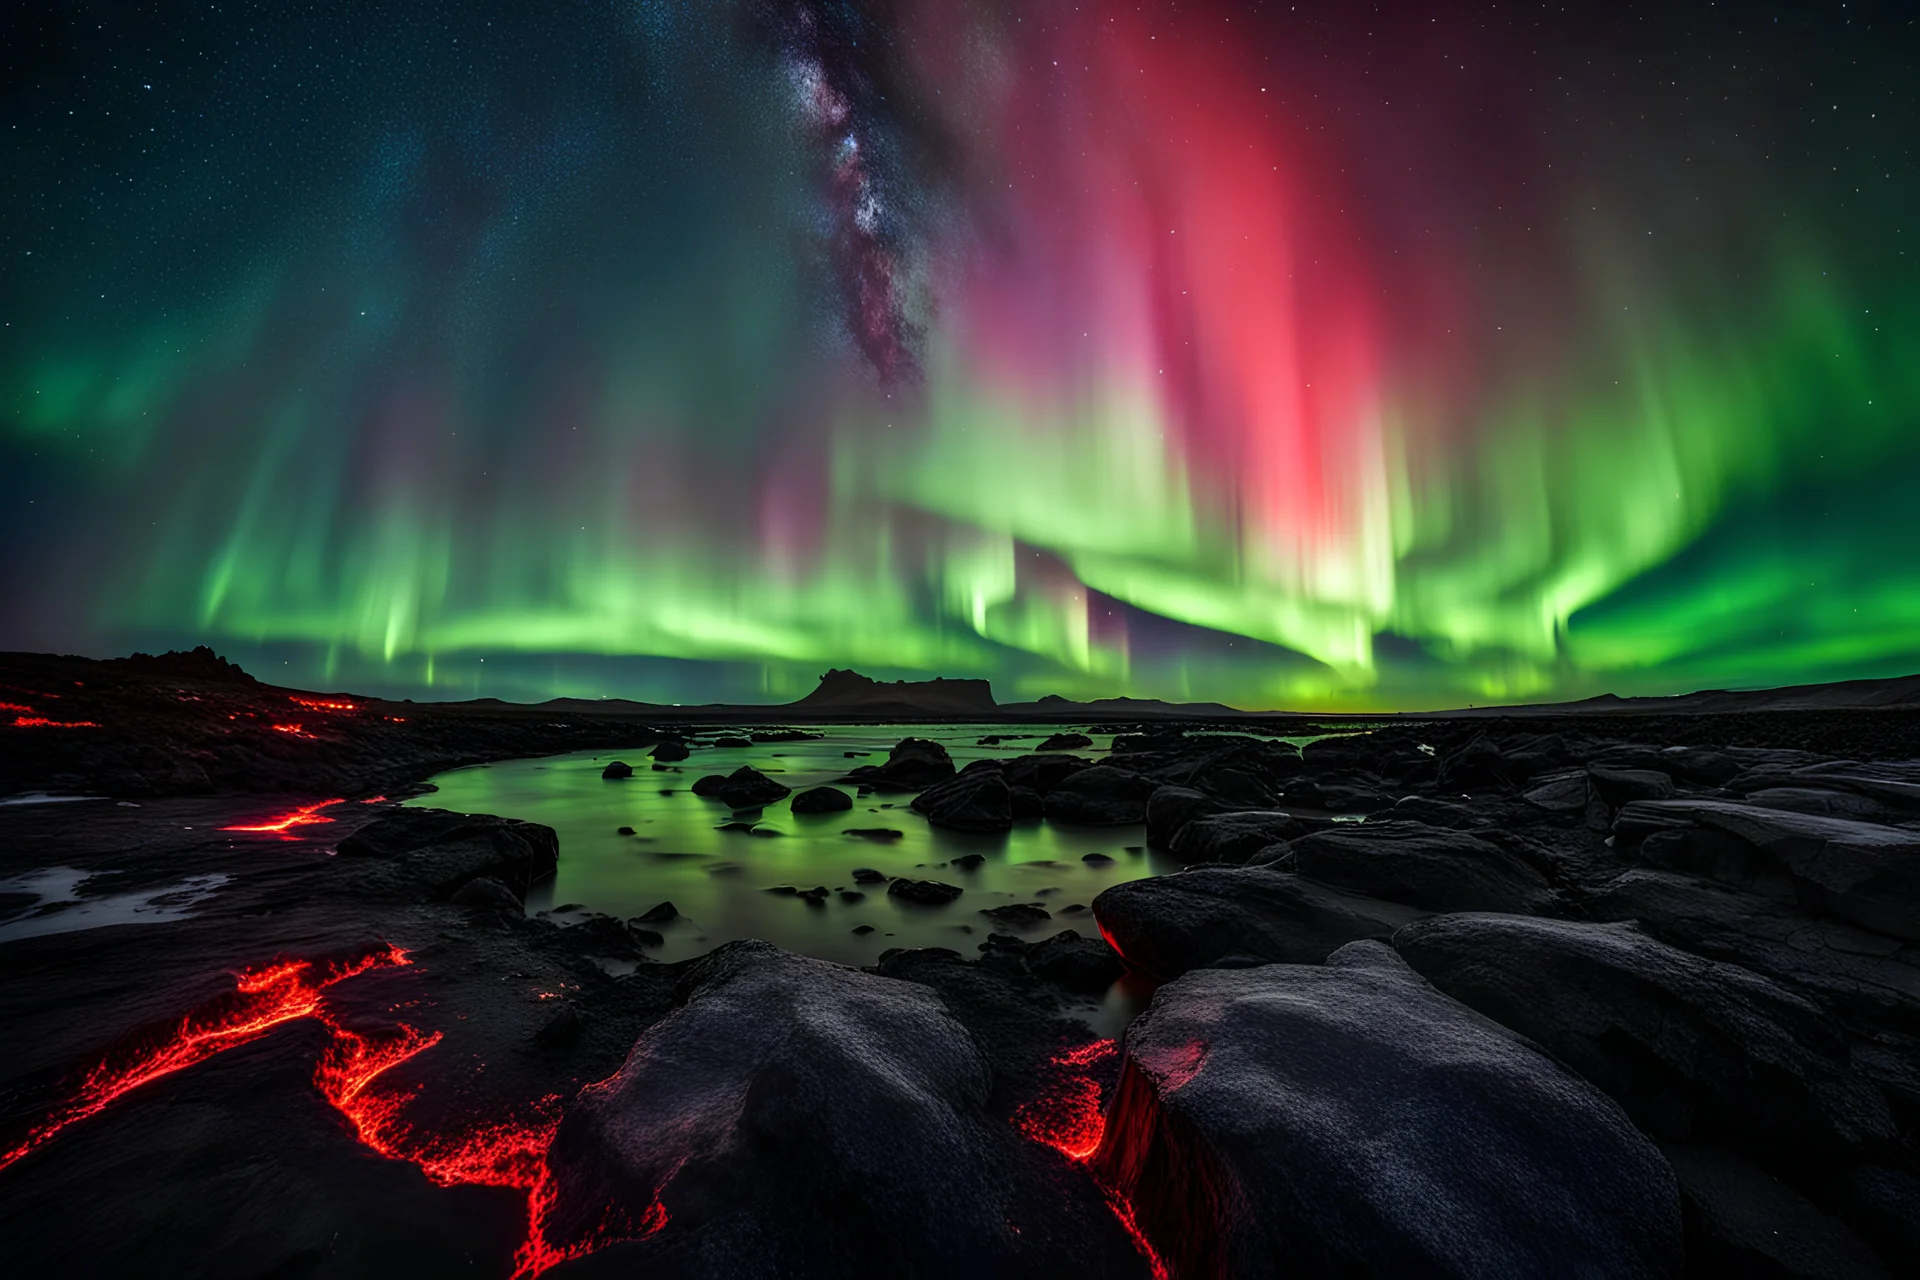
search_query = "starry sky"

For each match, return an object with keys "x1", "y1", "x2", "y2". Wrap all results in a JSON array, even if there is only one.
[{"x1": 2, "y1": 0, "x2": 1916, "y2": 709}]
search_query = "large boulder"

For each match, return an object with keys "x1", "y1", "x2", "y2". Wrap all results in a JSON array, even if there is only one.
[
  {"x1": 1614, "y1": 799, "x2": 1920, "y2": 941},
  {"x1": 1093, "y1": 866, "x2": 1425, "y2": 980},
  {"x1": 1144, "y1": 785, "x2": 1228, "y2": 848},
  {"x1": 911, "y1": 770, "x2": 1014, "y2": 832},
  {"x1": 1166, "y1": 810, "x2": 1304, "y2": 865},
  {"x1": 649, "y1": 738, "x2": 690, "y2": 762},
  {"x1": 1036, "y1": 732, "x2": 1092, "y2": 751},
  {"x1": 1043, "y1": 766, "x2": 1157, "y2": 825},
  {"x1": 335, "y1": 807, "x2": 557, "y2": 900},
  {"x1": 878, "y1": 737, "x2": 957, "y2": 789},
  {"x1": 1437, "y1": 736, "x2": 1512, "y2": 790},
  {"x1": 1001, "y1": 753, "x2": 1093, "y2": 795},
  {"x1": 1278, "y1": 821, "x2": 1558, "y2": 914},
  {"x1": 1395, "y1": 914, "x2": 1897, "y2": 1166},
  {"x1": 790, "y1": 785, "x2": 854, "y2": 814},
  {"x1": 1582, "y1": 868, "x2": 1920, "y2": 1038},
  {"x1": 714, "y1": 766, "x2": 791, "y2": 810},
  {"x1": 1089, "y1": 943, "x2": 1683, "y2": 1279},
  {"x1": 540, "y1": 942, "x2": 1142, "y2": 1276},
  {"x1": 1728, "y1": 759, "x2": 1920, "y2": 812}
]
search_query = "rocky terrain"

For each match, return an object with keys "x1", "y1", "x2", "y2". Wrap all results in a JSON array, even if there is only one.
[{"x1": 3, "y1": 651, "x2": 1919, "y2": 1276}]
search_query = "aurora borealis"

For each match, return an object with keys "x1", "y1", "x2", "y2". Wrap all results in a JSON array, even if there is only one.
[{"x1": 3, "y1": 1, "x2": 1915, "y2": 709}]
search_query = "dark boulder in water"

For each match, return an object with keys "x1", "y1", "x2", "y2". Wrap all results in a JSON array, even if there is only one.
[
  {"x1": 888, "y1": 878, "x2": 963, "y2": 906},
  {"x1": 912, "y1": 769, "x2": 1014, "y2": 832},
  {"x1": 1043, "y1": 766, "x2": 1157, "y2": 825},
  {"x1": 649, "y1": 739, "x2": 690, "y2": 762},
  {"x1": 714, "y1": 765, "x2": 791, "y2": 809},
  {"x1": 790, "y1": 785, "x2": 853, "y2": 814},
  {"x1": 1036, "y1": 732, "x2": 1092, "y2": 751},
  {"x1": 601, "y1": 760, "x2": 634, "y2": 779}
]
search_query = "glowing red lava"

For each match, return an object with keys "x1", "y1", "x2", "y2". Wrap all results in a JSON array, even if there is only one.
[
  {"x1": 0, "y1": 946, "x2": 409, "y2": 1173},
  {"x1": 290, "y1": 697, "x2": 358, "y2": 712},
  {"x1": 1011, "y1": 1038, "x2": 1170, "y2": 1280},
  {"x1": 220, "y1": 799, "x2": 345, "y2": 836},
  {"x1": 9, "y1": 715, "x2": 100, "y2": 728},
  {"x1": 0, "y1": 701, "x2": 34, "y2": 713},
  {"x1": 269, "y1": 723, "x2": 312, "y2": 737},
  {"x1": 1, "y1": 945, "x2": 661, "y2": 1277}
]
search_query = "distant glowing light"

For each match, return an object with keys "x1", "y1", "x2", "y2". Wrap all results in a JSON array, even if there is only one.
[
  {"x1": 9, "y1": 715, "x2": 100, "y2": 728},
  {"x1": 290, "y1": 696, "x2": 357, "y2": 711}
]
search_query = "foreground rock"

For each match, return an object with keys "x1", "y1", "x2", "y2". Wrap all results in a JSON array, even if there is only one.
[
  {"x1": 542, "y1": 941, "x2": 1143, "y2": 1277},
  {"x1": 840, "y1": 737, "x2": 957, "y2": 791},
  {"x1": 335, "y1": 807, "x2": 558, "y2": 900},
  {"x1": 1663, "y1": 1144, "x2": 1888, "y2": 1279},
  {"x1": 1277, "y1": 821, "x2": 1559, "y2": 914},
  {"x1": 1614, "y1": 799, "x2": 1920, "y2": 941},
  {"x1": 1093, "y1": 865, "x2": 1425, "y2": 980},
  {"x1": 1090, "y1": 942, "x2": 1682, "y2": 1278},
  {"x1": 911, "y1": 768, "x2": 1015, "y2": 832},
  {"x1": 1395, "y1": 914, "x2": 1896, "y2": 1167}
]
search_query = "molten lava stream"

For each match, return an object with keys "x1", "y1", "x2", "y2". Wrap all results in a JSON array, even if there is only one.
[
  {"x1": 1012, "y1": 1038, "x2": 1171, "y2": 1280},
  {"x1": 220, "y1": 798, "x2": 345, "y2": 836},
  {"x1": 0, "y1": 946, "x2": 408, "y2": 1172}
]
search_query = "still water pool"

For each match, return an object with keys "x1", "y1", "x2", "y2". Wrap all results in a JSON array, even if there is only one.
[{"x1": 408, "y1": 724, "x2": 1319, "y2": 970}]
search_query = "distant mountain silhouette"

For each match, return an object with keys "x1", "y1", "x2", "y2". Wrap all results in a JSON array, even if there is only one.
[
  {"x1": 790, "y1": 669, "x2": 998, "y2": 714},
  {"x1": 1440, "y1": 672, "x2": 1920, "y2": 716}
]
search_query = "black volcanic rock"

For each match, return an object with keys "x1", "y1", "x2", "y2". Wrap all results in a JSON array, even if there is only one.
[
  {"x1": 1088, "y1": 943, "x2": 1682, "y2": 1279},
  {"x1": 790, "y1": 785, "x2": 853, "y2": 814},
  {"x1": 1664, "y1": 1144, "x2": 1889, "y2": 1279},
  {"x1": 911, "y1": 769, "x2": 1013, "y2": 832},
  {"x1": 1612, "y1": 799, "x2": 1920, "y2": 941},
  {"x1": 846, "y1": 737, "x2": 957, "y2": 791},
  {"x1": 1395, "y1": 913, "x2": 1897, "y2": 1165},
  {"x1": 335, "y1": 807, "x2": 558, "y2": 900},
  {"x1": 714, "y1": 765, "x2": 790, "y2": 809},
  {"x1": 887, "y1": 878, "x2": 963, "y2": 905},
  {"x1": 1093, "y1": 865, "x2": 1425, "y2": 980},
  {"x1": 1043, "y1": 765, "x2": 1157, "y2": 824},
  {"x1": 792, "y1": 668, "x2": 998, "y2": 715},
  {"x1": 1279, "y1": 822, "x2": 1559, "y2": 914},
  {"x1": 649, "y1": 739, "x2": 690, "y2": 762},
  {"x1": 1581, "y1": 868, "x2": 1920, "y2": 1038},
  {"x1": 1167, "y1": 810, "x2": 1305, "y2": 865},
  {"x1": 1144, "y1": 785, "x2": 1229, "y2": 848},
  {"x1": 690, "y1": 773, "x2": 728, "y2": 796},
  {"x1": 1587, "y1": 765, "x2": 1678, "y2": 806},
  {"x1": 540, "y1": 941, "x2": 1138, "y2": 1276},
  {"x1": 1036, "y1": 732, "x2": 1092, "y2": 751},
  {"x1": 1001, "y1": 753, "x2": 1092, "y2": 795},
  {"x1": 601, "y1": 760, "x2": 634, "y2": 779}
]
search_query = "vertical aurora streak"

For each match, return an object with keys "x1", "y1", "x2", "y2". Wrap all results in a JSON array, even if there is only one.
[{"x1": 3, "y1": 0, "x2": 1916, "y2": 708}]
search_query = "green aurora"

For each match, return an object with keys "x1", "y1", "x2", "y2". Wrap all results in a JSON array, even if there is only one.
[{"x1": 3, "y1": 1, "x2": 1916, "y2": 709}]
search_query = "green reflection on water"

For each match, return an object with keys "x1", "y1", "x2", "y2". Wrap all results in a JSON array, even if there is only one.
[{"x1": 406, "y1": 724, "x2": 1320, "y2": 968}]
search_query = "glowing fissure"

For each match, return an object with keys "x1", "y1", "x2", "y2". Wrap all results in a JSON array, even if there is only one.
[
  {"x1": 1, "y1": 945, "x2": 659, "y2": 1277},
  {"x1": 9, "y1": 715, "x2": 101, "y2": 729},
  {"x1": 1011, "y1": 1038, "x2": 1169, "y2": 1280},
  {"x1": 0, "y1": 945, "x2": 407, "y2": 1173},
  {"x1": 220, "y1": 799, "x2": 345, "y2": 836}
]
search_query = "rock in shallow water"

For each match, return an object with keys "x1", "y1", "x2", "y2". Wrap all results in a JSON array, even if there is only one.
[
  {"x1": 888, "y1": 878, "x2": 963, "y2": 905},
  {"x1": 335, "y1": 807, "x2": 558, "y2": 900},
  {"x1": 540, "y1": 940, "x2": 1143, "y2": 1278},
  {"x1": 1043, "y1": 766, "x2": 1157, "y2": 825},
  {"x1": 1089, "y1": 941, "x2": 1682, "y2": 1279},
  {"x1": 911, "y1": 769, "x2": 1014, "y2": 832},
  {"x1": 1166, "y1": 809, "x2": 1304, "y2": 865},
  {"x1": 789, "y1": 785, "x2": 852, "y2": 814},
  {"x1": 713, "y1": 765, "x2": 790, "y2": 809}
]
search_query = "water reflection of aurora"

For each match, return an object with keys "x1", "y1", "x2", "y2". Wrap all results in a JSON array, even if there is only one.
[{"x1": 4, "y1": 2, "x2": 1915, "y2": 709}]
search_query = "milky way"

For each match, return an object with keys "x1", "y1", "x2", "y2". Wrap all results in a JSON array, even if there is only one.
[{"x1": 2, "y1": 0, "x2": 1915, "y2": 708}]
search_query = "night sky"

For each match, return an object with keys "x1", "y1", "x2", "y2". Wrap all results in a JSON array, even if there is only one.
[{"x1": 3, "y1": 1, "x2": 1916, "y2": 709}]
